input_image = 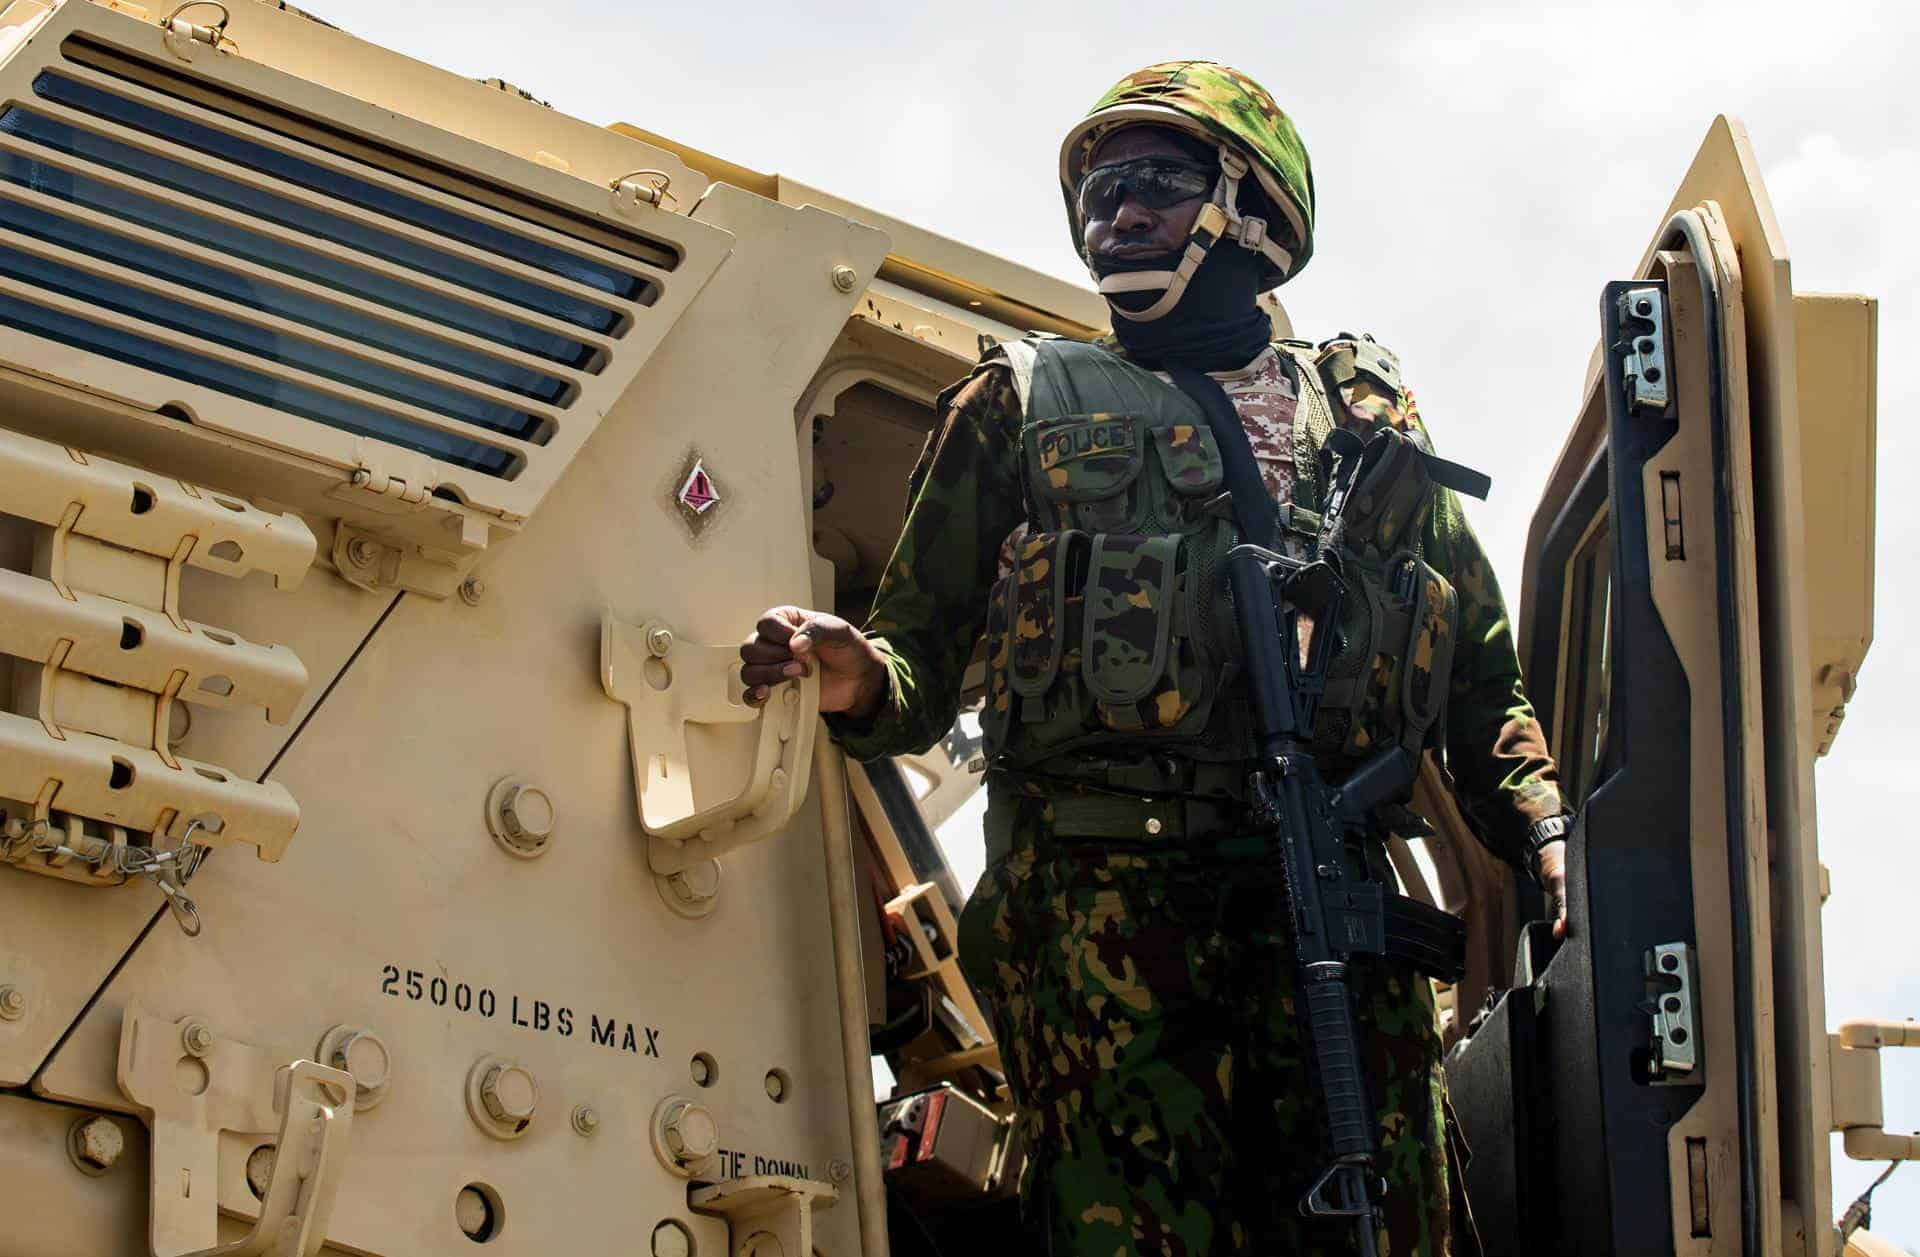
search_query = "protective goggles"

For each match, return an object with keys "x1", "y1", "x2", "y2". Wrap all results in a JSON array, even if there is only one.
[{"x1": 1074, "y1": 157, "x2": 1214, "y2": 222}]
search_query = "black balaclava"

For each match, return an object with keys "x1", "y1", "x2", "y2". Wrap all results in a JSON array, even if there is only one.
[
  {"x1": 1084, "y1": 142, "x2": 1275, "y2": 372},
  {"x1": 1091, "y1": 241, "x2": 1270, "y2": 372}
]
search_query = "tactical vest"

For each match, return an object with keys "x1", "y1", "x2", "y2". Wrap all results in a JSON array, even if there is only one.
[{"x1": 979, "y1": 335, "x2": 1459, "y2": 776}]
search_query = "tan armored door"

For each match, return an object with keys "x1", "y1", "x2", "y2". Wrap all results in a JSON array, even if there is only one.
[{"x1": 1443, "y1": 117, "x2": 1857, "y2": 1257}]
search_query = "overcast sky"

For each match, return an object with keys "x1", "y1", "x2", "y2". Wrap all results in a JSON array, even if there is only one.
[{"x1": 290, "y1": 0, "x2": 1913, "y2": 1242}]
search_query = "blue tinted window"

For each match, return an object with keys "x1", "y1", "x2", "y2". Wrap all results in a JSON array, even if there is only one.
[
  {"x1": 35, "y1": 72, "x2": 653, "y2": 300},
  {"x1": 11, "y1": 90, "x2": 624, "y2": 333},
  {"x1": 0, "y1": 143, "x2": 596, "y2": 366},
  {"x1": 0, "y1": 293, "x2": 515, "y2": 474},
  {"x1": 0, "y1": 194, "x2": 569, "y2": 403},
  {"x1": 0, "y1": 243, "x2": 547, "y2": 441}
]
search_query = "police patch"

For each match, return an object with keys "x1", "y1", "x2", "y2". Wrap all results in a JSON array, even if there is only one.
[{"x1": 1036, "y1": 417, "x2": 1136, "y2": 473}]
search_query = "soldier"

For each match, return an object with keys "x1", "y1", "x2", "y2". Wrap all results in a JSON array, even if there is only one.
[{"x1": 743, "y1": 61, "x2": 1573, "y2": 1256}]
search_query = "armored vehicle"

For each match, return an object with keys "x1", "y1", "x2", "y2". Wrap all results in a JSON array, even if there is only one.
[{"x1": 0, "y1": 3, "x2": 1898, "y2": 1255}]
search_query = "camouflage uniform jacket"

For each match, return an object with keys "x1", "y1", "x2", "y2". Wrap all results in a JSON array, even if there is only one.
[{"x1": 827, "y1": 336, "x2": 1564, "y2": 866}]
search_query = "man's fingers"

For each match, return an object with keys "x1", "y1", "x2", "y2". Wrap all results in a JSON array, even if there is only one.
[
  {"x1": 754, "y1": 609, "x2": 804, "y2": 645},
  {"x1": 740, "y1": 663, "x2": 794, "y2": 689},
  {"x1": 739, "y1": 635, "x2": 795, "y2": 666}
]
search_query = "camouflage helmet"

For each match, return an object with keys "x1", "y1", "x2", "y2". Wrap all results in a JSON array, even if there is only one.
[{"x1": 1060, "y1": 61, "x2": 1316, "y2": 290}]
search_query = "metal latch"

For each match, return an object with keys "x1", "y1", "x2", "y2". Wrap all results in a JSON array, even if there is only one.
[
  {"x1": 601, "y1": 613, "x2": 818, "y2": 873},
  {"x1": 161, "y1": 1, "x2": 235, "y2": 57},
  {"x1": 1645, "y1": 941, "x2": 1698, "y2": 1083},
  {"x1": 1830, "y1": 1019, "x2": 1920, "y2": 1161},
  {"x1": 117, "y1": 1006, "x2": 354, "y2": 1257},
  {"x1": 1615, "y1": 285, "x2": 1672, "y2": 415}
]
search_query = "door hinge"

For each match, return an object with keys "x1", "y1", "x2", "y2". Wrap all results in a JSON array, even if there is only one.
[
  {"x1": 1615, "y1": 285, "x2": 1673, "y2": 416},
  {"x1": 1644, "y1": 941, "x2": 1699, "y2": 1083},
  {"x1": 1831, "y1": 1019, "x2": 1920, "y2": 1162}
]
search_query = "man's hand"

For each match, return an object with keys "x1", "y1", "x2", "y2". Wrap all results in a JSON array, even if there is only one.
[
  {"x1": 1535, "y1": 840, "x2": 1570, "y2": 940},
  {"x1": 740, "y1": 606, "x2": 888, "y2": 717}
]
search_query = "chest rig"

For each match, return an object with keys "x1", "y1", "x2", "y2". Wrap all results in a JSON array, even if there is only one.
[{"x1": 979, "y1": 336, "x2": 1460, "y2": 780}]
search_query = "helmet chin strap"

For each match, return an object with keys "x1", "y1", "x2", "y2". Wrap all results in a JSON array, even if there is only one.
[{"x1": 1095, "y1": 145, "x2": 1296, "y2": 323}]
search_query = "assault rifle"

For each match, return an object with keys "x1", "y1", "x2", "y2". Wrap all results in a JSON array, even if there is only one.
[
  {"x1": 1158, "y1": 367, "x2": 1471, "y2": 1254},
  {"x1": 1225, "y1": 429, "x2": 1466, "y2": 1257}
]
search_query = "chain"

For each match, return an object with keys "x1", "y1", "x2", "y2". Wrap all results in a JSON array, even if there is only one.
[{"x1": 1, "y1": 812, "x2": 209, "y2": 937}]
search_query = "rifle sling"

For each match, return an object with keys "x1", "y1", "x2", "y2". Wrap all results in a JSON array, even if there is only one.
[{"x1": 1161, "y1": 363, "x2": 1280, "y2": 547}]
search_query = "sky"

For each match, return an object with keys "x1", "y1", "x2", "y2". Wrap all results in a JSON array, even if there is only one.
[{"x1": 273, "y1": 0, "x2": 1913, "y2": 1244}]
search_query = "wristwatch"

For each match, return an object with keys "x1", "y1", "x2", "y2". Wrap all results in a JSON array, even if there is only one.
[{"x1": 1524, "y1": 813, "x2": 1574, "y2": 883}]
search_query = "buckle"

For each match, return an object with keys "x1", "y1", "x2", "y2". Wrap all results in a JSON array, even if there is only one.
[
  {"x1": 1217, "y1": 147, "x2": 1250, "y2": 179},
  {"x1": 1238, "y1": 215, "x2": 1267, "y2": 251}
]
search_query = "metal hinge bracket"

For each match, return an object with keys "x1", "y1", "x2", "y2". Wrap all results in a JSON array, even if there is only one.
[
  {"x1": 117, "y1": 1006, "x2": 354, "y2": 1257},
  {"x1": 1831, "y1": 1019, "x2": 1920, "y2": 1162},
  {"x1": 691, "y1": 1174, "x2": 838, "y2": 1257},
  {"x1": 1645, "y1": 941, "x2": 1699, "y2": 1083},
  {"x1": 1615, "y1": 285, "x2": 1673, "y2": 415},
  {"x1": 330, "y1": 523, "x2": 464, "y2": 599}
]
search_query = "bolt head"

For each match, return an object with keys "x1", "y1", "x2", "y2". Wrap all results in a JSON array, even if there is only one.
[
  {"x1": 73, "y1": 1116, "x2": 124, "y2": 1171},
  {"x1": 662, "y1": 1101, "x2": 717, "y2": 1162},
  {"x1": 481, "y1": 1064, "x2": 538, "y2": 1125},
  {"x1": 455, "y1": 1187, "x2": 491, "y2": 1238},
  {"x1": 689, "y1": 1056, "x2": 712, "y2": 1086},
  {"x1": 458, "y1": 578, "x2": 486, "y2": 606},
  {"x1": 0, "y1": 985, "x2": 24, "y2": 1019},
  {"x1": 347, "y1": 538, "x2": 379, "y2": 568},
  {"x1": 652, "y1": 1221, "x2": 693, "y2": 1257},
  {"x1": 646, "y1": 625, "x2": 675, "y2": 657},
  {"x1": 764, "y1": 1072, "x2": 786, "y2": 1102},
  {"x1": 501, "y1": 785, "x2": 555, "y2": 844},
  {"x1": 329, "y1": 1029, "x2": 391, "y2": 1093},
  {"x1": 571, "y1": 1104, "x2": 600, "y2": 1136},
  {"x1": 245, "y1": 1144, "x2": 277, "y2": 1197},
  {"x1": 182, "y1": 1023, "x2": 214, "y2": 1056},
  {"x1": 831, "y1": 265, "x2": 859, "y2": 293},
  {"x1": 668, "y1": 860, "x2": 721, "y2": 905},
  {"x1": 828, "y1": 1156, "x2": 852, "y2": 1184}
]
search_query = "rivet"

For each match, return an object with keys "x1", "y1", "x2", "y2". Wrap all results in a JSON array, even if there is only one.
[
  {"x1": 1144, "y1": 817, "x2": 1163, "y2": 835},
  {"x1": 571, "y1": 1104, "x2": 600, "y2": 1136},
  {"x1": 828, "y1": 1157, "x2": 852, "y2": 1184},
  {"x1": 458, "y1": 578, "x2": 486, "y2": 606},
  {"x1": 830, "y1": 265, "x2": 859, "y2": 293},
  {"x1": 764, "y1": 1070, "x2": 786, "y2": 1102},
  {"x1": 0, "y1": 985, "x2": 24, "y2": 1020}
]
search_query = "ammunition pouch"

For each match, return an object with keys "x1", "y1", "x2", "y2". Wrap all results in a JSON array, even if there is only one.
[
  {"x1": 1312, "y1": 426, "x2": 1459, "y2": 758},
  {"x1": 984, "y1": 337, "x2": 1459, "y2": 771}
]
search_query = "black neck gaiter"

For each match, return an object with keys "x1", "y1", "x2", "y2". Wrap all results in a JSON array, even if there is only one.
[{"x1": 1091, "y1": 241, "x2": 1271, "y2": 372}]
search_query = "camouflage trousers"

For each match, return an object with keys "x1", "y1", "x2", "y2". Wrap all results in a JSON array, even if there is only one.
[{"x1": 957, "y1": 790, "x2": 1454, "y2": 1257}]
